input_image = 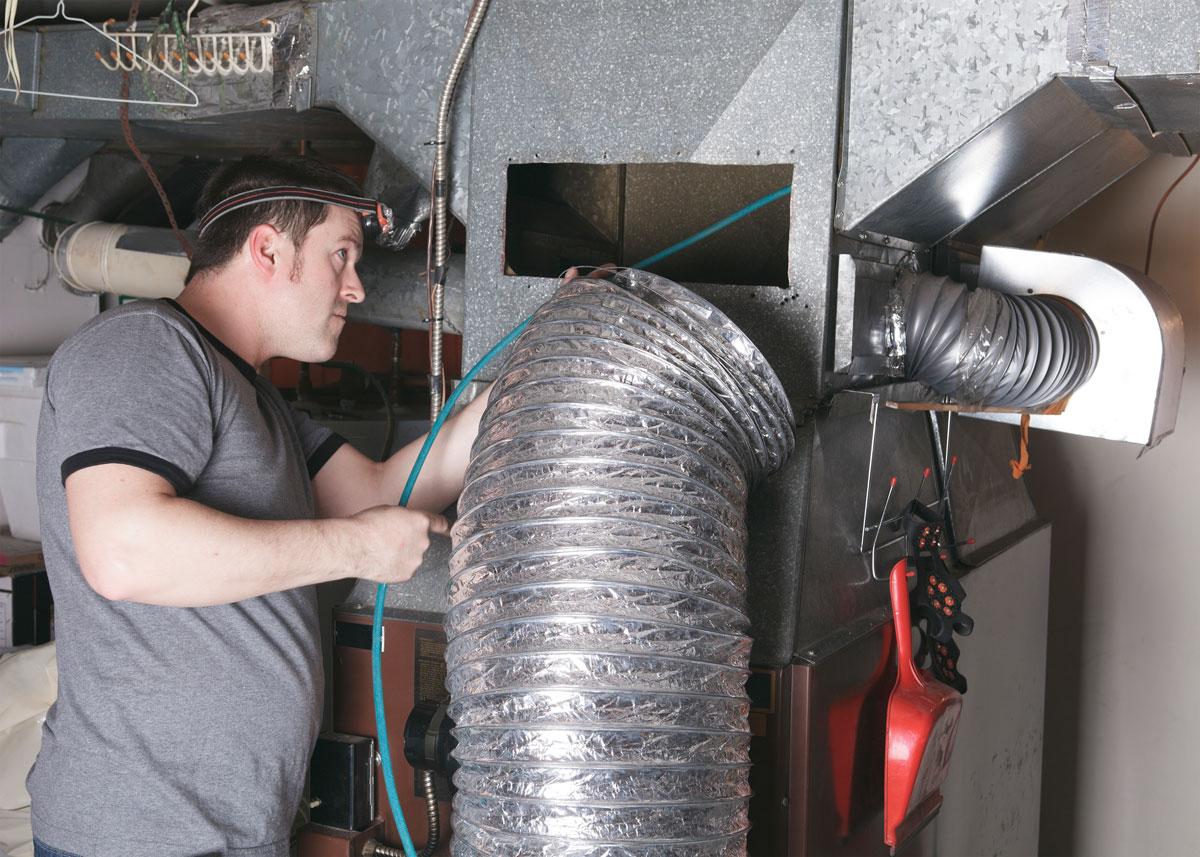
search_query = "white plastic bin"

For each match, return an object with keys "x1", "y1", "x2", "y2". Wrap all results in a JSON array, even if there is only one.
[{"x1": 0, "y1": 358, "x2": 49, "y2": 542}]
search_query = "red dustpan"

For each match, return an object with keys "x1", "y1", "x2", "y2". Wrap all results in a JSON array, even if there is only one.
[{"x1": 883, "y1": 558, "x2": 963, "y2": 853}]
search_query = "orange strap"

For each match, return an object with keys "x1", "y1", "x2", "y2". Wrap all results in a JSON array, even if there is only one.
[{"x1": 1010, "y1": 413, "x2": 1032, "y2": 479}]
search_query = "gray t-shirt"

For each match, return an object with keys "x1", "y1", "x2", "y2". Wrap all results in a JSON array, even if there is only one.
[{"x1": 29, "y1": 299, "x2": 345, "y2": 857}]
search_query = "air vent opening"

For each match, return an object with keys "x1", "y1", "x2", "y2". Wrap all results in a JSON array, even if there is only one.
[{"x1": 504, "y1": 162, "x2": 793, "y2": 288}]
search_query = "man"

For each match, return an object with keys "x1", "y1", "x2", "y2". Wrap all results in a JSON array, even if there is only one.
[{"x1": 28, "y1": 153, "x2": 486, "y2": 856}]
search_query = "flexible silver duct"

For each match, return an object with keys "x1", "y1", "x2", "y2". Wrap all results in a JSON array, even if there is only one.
[
  {"x1": 446, "y1": 270, "x2": 794, "y2": 856},
  {"x1": 892, "y1": 272, "x2": 1099, "y2": 409}
]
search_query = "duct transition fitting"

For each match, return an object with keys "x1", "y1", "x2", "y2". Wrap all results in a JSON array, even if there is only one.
[
  {"x1": 889, "y1": 272, "x2": 1099, "y2": 409},
  {"x1": 445, "y1": 269, "x2": 794, "y2": 856}
]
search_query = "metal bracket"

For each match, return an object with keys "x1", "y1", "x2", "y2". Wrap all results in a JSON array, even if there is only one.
[{"x1": 857, "y1": 401, "x2": 958, "y2": 580}]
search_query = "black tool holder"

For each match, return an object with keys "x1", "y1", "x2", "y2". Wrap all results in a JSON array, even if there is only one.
[{"x1": 901, "y1": 500, "x2": 975, "y2": 693}]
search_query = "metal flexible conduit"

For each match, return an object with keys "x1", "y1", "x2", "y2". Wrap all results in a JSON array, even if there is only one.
[
  {"x1": 446, "y1": 269, "x2": 794, "y2": 856},
  {"x1": 418, "y1": 769, "x2": 440, "y2": 857},
  {"x1": 366, "y1": 843, "x2": 404, "y2": 857},
  {"x1": 895, "y1": 272, "x2": 1099, "y2": 409},
  {"x1": 430, "y1": 0, "x2": 493, "y2": 419}
]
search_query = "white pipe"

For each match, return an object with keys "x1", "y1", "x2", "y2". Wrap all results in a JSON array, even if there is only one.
[
  {"x1": 54, "y1": 222, "x2": 189, "y2": 300},
  {"x1": 50, "y1": 222, "x2": 464, "y2": 334}
]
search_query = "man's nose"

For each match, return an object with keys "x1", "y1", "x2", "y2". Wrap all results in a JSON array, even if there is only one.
[{"x1": 343, "y1": 268, "x2": 365, "y2": 303}]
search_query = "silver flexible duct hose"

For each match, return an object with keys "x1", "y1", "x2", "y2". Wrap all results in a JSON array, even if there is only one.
[
  {"x1": 446, "y1": 270, "x2": 794, "y2": 856},
  {"x1": 893, "y1": 272, "x2": 1099, "y2": 408}
]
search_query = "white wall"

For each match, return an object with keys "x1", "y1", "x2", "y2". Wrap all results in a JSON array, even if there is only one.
[{"x1": 1029, "y1": 155, "x2": 1199, "y2": 857}]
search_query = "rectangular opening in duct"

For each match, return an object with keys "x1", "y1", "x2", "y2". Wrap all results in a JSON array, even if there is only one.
[{"x1": 503, "y1": 163, "x2": 793, "y2": 287}]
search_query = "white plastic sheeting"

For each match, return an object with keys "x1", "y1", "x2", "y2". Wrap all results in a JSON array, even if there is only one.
[{"x1": 0, "y1": 643, "x2": 57, "y2": 857}]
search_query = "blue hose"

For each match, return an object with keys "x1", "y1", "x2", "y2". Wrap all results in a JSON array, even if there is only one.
[
  {"x1": 371, "y1": 317, "x2": 530, "y2": 857},
  {"x1": 632, "y1": 184, "x2": 791, "y2": 269},
  {"x1": 367, "y1": 181, "x2": 789, "y2": 854}
]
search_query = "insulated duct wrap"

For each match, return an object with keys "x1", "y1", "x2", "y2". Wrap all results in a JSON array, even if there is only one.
[
  {"x1": 894, "y1": 272, "x2": 1099, "y2": 409},
  {"x1": 446, "y1": 269, "x2": 794, "y2": 856}
]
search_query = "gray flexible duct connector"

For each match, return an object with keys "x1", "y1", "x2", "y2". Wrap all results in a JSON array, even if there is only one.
[
  {"x1": 893, "y1": 272, "x2": 1099, "y2": 409},
  {"x1": 446, "y1": 270, "x2": 794, "y2": 856}
]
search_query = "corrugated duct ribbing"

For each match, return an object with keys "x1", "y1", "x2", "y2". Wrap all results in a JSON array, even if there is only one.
[
  {"x1": 897, "y1": 272, "x2": 1099, "y2": 409},
  {"x1": 445, "y1": 270, "x2": 795, "y2": 856}
]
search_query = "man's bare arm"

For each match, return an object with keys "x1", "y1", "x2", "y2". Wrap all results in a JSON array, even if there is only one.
[
  {"x1": 313, "y1": 384, "x2": 492, "y2": 519},
  {"x1": 67, "y1": 463, "x2": 448, "y2": 608}
]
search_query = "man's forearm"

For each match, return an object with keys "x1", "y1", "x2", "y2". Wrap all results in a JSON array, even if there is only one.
[
  {"x1": 381, "y1": 384, "x2": 492, "y2": 512},
  {"x1": 89, "y1": 495, "x2": 368, "y2": 607}
]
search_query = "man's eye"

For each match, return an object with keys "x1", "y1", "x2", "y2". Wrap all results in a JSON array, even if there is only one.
[{"x1": 336, "y1": 249, "x2": 348, "y2": 261}]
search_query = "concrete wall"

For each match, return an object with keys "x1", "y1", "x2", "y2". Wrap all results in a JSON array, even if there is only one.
[{"x1": 1029, "y1": 154, "x2": 1200, "y2": 857}]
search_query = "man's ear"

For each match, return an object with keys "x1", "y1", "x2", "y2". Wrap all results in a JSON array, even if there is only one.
[{"x1": 247, "y1": 223, "x2": 285, "y2": 279}]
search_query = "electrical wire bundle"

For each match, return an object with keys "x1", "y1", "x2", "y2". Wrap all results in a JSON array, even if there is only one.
[{"x1": 3, "y1": 0, "x2": 20, "y2": 96}]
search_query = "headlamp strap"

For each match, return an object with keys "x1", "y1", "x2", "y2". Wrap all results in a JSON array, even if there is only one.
[{"x1": 197, "y1": 186, "x2": 393, "y2": 240}]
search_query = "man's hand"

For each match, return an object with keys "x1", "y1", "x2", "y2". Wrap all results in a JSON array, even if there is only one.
[
  {"x1": 349, "y1": 506, "x2": 450, "y2": 584},
  {"x1": 562, "y1": 263, "x2": 618, "y2": 282}
]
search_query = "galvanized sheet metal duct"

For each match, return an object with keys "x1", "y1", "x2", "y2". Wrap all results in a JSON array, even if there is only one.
[
  {"x1": 895, "y1": 271, "x2": 1099, "y2": 409},
  {"x1": 446, "y1": 270, "x2": 794, "y2": 855},
  {"x1": 0, "y1": 139, "x2": 104, "y2": 241}
]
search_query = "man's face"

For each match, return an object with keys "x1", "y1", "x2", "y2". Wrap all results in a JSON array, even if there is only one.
[{"x1": 277, "y1": 206, "x2": 365, "y2": 362}]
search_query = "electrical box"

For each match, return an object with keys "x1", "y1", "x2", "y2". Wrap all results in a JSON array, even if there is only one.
[{"x1": 309, "y1": 733, "x2": 376, "y2": 832}]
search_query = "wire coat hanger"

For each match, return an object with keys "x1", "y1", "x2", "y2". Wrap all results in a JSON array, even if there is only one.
[{"x1": 1, "y1": 0, "x2": 199, "y2": 108}]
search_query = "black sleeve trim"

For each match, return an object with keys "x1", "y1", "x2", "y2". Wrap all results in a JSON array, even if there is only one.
[
  {"x1": 307, "y1": 434, "x2": 347, "y2": 479},
  {"x1": 61, "y1": 447, "x2": 193, "y2": 495}
]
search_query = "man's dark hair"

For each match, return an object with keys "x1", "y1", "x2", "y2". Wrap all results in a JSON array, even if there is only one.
[{"x1": 185, "y1": 153, "x2": 363, "y2": 284}]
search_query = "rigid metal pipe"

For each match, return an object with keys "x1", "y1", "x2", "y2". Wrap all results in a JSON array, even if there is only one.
[{"x1": 446, "y1": 270, "x2": 794, "y2": 856}]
